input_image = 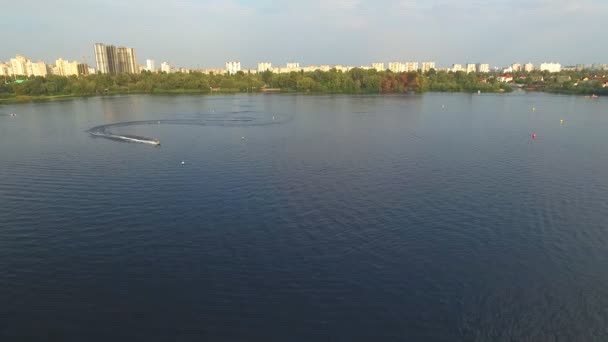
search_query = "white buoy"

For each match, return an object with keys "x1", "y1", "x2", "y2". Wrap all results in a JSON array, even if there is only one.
[
  {"x1": 241, "y1": 136, "x2": 246, "y2": 140},
  {"x1": 181, "y1": 161, "x2": 185, "y2": 165},
  {"x1": 272, "y1": 116, "x2": 275, "y2": 121}
]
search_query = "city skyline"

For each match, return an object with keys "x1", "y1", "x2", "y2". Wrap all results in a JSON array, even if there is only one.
[
  {"x1": 5, "y1": 49, "x2": 608, "y2": 77},
  {"x1": 3, "y1": 0, "x2": 608, "y2": 67}
]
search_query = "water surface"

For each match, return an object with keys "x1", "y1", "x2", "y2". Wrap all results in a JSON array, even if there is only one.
[{"x1": 1, "y1": 93, "x2": 608, "y2": 341}]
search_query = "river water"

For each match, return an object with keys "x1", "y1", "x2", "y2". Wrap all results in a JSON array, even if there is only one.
[{"x1": 1, "y1": 93, "x2": 608, "y2": 341}]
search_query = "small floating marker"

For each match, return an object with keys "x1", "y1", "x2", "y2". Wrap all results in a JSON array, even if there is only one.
[
  {"x1": 272, "y1": 116, "x2": 275, "y2": 121},
  {"x1": 181, "y1": 161, "x2": 185, "y2": 165},
  {"x1": 532, "y1": 133, "x2": 537, "y2": 140},
  {"x1": 532, "y1": 107, "x2": 536, "y2": 112},
  {"x1": 441, "y1": 105, "x2": 445, "y2": 108},
  {"x1": 241, "y1": 136, "x2": 246, "y2": 140},
  {"x1": 560, "y1": 119, "x2": 564, "y2": 125}
]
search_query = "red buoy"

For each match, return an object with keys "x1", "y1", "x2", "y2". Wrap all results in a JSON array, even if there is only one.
[{"x1": 532, "y1": 133, "x2": 537, "y2": 139}]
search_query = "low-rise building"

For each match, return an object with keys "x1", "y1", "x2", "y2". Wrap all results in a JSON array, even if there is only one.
[
  {"x1": 451, "y1": 64, "x2": 464, "y2": 72},
  {"x1": 523, "y1": 63, "x2": 534, "y2": 72},
  {"x1": 161, "y1": 62, "x2": 172, "y2": 73},
  {"x1": 497, "y1": 74, "x2": 513, "y2": 82}
]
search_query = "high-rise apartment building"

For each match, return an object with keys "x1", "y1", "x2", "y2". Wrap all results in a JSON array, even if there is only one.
[
  {"x1": 404, "y1": 62, "x2": 418, "y2": 72},
  {"x1": 94, "y1": 43, "x2": 138, "y2": 74},
  {"x1": 539, "y1": 62, "x2": 561, "y2": 73},
  {"x1": 466, "y1": 64, "x2": 476, "y2": 73},
  {"x1": 420, "y1": 62, "x2": 436, "y2": 72},
  {"x1": 523, "y1": 63, "x2": 534, "y2": 72},
  {"x1": 286, "y1": 62, "x2": 300, "y2": 69},
  {"x1": 0, "y1": 63, "x2": 11, "y2": 76},
  {"x1": 55, "y1": 58, "x2": 79, "y2": 76},
  {"x1": 10, "y1": 55, "x2": 28, "y2": 76},
  {"x1": 388, "y1": 62, "x2": 406, "y2": 72},
  {"x1": 226, "y1": 61, "x2": 241, "y2": 74},
  {"x1": 371, "y1": 63, "x2": 385, "y2": 71},
  {"x1": 511, "y1": 63, "x2": 522, "y2": 72},
  {"x1": 452, "y1": 64, "x2": 464, "y2": 72},
  {"x1": 161, "y1": 62, "x2": 171, "y2": 73},
  {"x1": 476, "y1": 63, "x2": 490, "y2": 73},
  {"x1": 77, "y1": 63, "x2": 89, "y2": 76},
  {"x1": 257, "y1": 62, "x2": 272, "y2": 72},
  {"x1": 146, "y1": 59, "x2": 155, "y2": 72},
  {"x1": 30, "y1": 61, "x2": 48, "y2": 77}
]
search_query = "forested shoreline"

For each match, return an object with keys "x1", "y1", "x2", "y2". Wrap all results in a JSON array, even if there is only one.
[{"x1": 1, "y1": 68, "x2": 606, "y2": 103}]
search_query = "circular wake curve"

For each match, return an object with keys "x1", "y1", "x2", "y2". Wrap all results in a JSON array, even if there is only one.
[{"x1": 88, "y1": 112, "x2": 292, "y2": 146}]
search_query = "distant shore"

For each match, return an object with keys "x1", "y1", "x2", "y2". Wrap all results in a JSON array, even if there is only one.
[
  {"x1": 2, "y1": 68, "x2": 606, "y2": 105},
  {"x1": 0, "y1": 89, "x2": 603, "y2": 105}
]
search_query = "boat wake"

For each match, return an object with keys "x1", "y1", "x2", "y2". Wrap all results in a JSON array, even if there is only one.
[{"x1": 87, "y1": 112, "x2": 291, "y2": 146}]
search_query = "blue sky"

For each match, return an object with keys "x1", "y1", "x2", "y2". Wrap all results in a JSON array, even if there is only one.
[{"x1": 3, "y1": 0, "x2": 607, "y2": 68}]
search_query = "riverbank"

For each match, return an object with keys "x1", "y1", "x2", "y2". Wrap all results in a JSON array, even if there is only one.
[{"x1": 1, "y1": 88, "x2": 602, "y2": 105}]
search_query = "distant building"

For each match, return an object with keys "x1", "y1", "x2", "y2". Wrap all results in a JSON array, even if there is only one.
[
  {"x1": 523, "y1": 63, "x2": 534, "y2": 72},
  {"x1": 497, "y1": 74, "x2": 513, "y2": 82},
  {"x1": 10, "y1": 55, "x2": 29, "y2": 76},
  {"x1": 511, "y1": 63, "x2": 522, "y2": 72},
  {"x1": 388, "y1": 62, "x2": 406, "y2": 72},
  {"x1": 539, "y1": 62, "x2": 561, "y2": 73},
  {"x1": 94, "y1": 43, "x2": 138, "y2": 74},
  {"x1": 30, "y1": 61, "x2": 48, "y2": 77},
  {"x1": 420, "y1": 62, "x2": 436, "y2": 72},
  {"x1": 225, "y1": 61, "x2": 241, "y2": 74},
  {"x1": 334, "y1": 65, "x2": 352, "y2": 72},
  {"x1": 286, "y1": 62, "x2": 300, "y2": 69},
  {"x1": 77, "y1": 63, "x2": 89, "y2": 76},
  {"x1": 476, "y1": 63, "x2": 490, "y2": 73},
  {"x1": 451, "y1": 64, "x2": 464, "y2": 72},
  {"x1": 55, "y1": 58, "x2": 79, "y2": 76},
  {"x1": 405, "y1": 62, "x2": 418, "y2": 72},
  {"x1": 371, "y1": 62, "x2": 385, "y2": 71},
  {"x1": 0, "y1": 63, "x2": 11, "y2": 76},
  {"x1": 466, "y1": 64, "x2": 476, "y2": 73},
  {"x1": 161, "y1": 62, "x2": 171, "y2": 73},
  {"x1": 257, "y1": 62, "x2": 272, "y2": 72},
  {"x1": 146, "y1": 59, "x2": 155, "y2": 72},
  {"x1": 88, "y1": 67, "x2": 96, "y2": 75}
]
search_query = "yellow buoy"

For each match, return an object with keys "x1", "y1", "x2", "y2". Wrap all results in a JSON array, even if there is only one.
[
  {"x1": 560, "y1": 119, "x2": 564, "y2": 125},
  {"x1": 532, "y1": 107, "x2": 536, "y2": 112}
]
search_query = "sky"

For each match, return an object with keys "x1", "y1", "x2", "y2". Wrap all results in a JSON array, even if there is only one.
[{"x1": 3, "y1": 0, "x2": 607, "y2": 68}]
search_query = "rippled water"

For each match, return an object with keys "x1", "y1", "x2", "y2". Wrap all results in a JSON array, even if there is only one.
[{"x1": 1, "y1": 93, "x2": 608, "y2": 341}]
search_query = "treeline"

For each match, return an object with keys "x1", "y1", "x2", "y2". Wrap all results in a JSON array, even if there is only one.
[
  {"x1": 0, "y1": 69, "x2": 512, "y2": 99},
  {"x1": 512, "y1": 70, "x2": 608, "y2": 95}
]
